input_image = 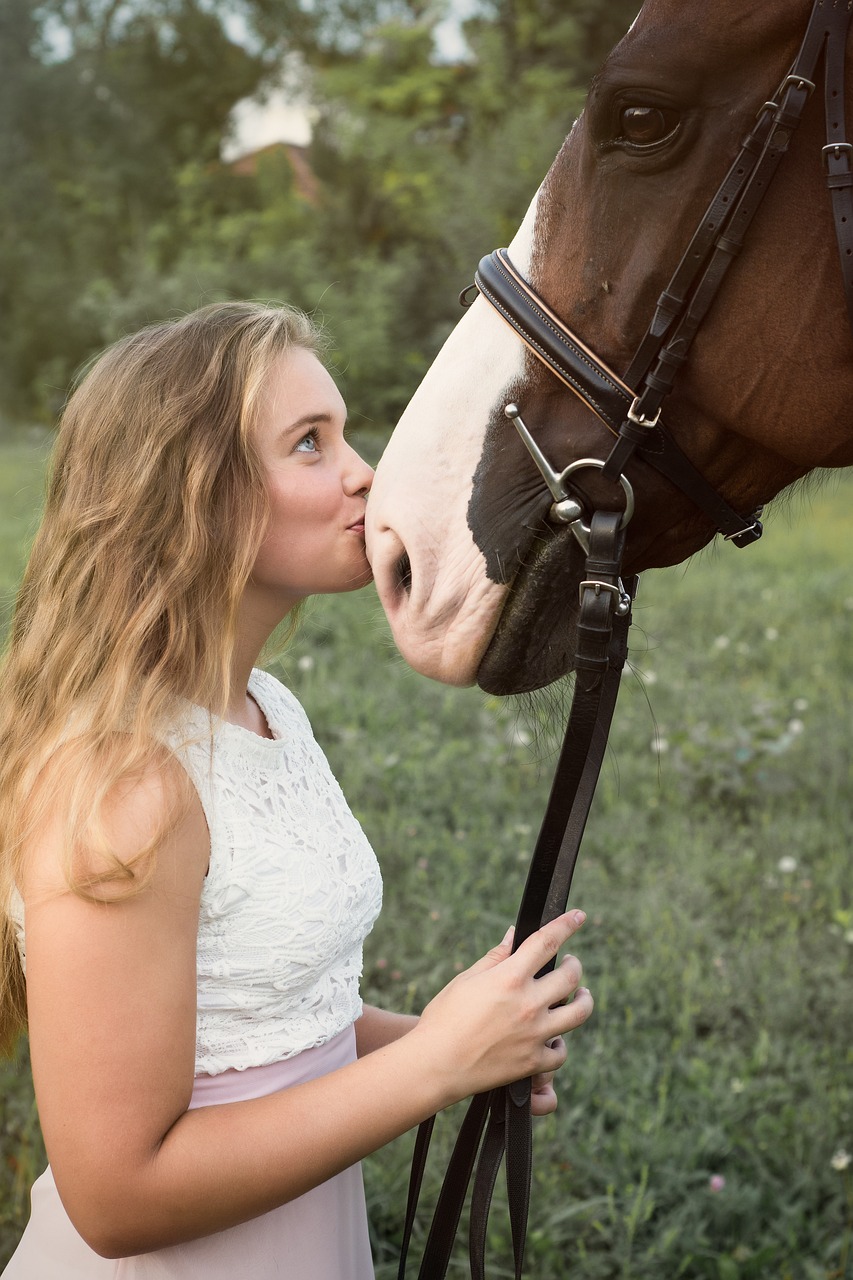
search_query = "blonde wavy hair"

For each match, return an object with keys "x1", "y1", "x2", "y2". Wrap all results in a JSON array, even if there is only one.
[{"x1": 0, "y1": 300, "x2": 324, "y2": 1053}]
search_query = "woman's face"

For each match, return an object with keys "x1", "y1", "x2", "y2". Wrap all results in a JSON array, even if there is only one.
[{"x1": 248, "y1": 346, "x2": 375, "y2": 614}]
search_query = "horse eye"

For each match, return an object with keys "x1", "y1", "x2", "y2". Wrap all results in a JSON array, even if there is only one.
[{"x1": 618, "y1": 105, "x2": 680, "y2": 148}]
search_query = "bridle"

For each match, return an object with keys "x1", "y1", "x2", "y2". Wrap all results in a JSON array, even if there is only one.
[
  {"x1": 478, "y1": 0, "x2": 853, "y2": 559},
  {"x1": 399, "y1": 3, "x2": 853, "y2": 1278}
]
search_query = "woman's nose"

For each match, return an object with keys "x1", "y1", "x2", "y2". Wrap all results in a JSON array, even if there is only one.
[{"x1": 344, "y1": 442, "x2": 375, "y2": 496}]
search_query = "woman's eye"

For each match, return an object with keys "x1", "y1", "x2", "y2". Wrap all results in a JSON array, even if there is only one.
[
  {"x1": 294, "y1": 429, "x2": 320, "y2": 454},
  {"x1": 616, "y1": 105, "x2": 680, "y2": 149}
]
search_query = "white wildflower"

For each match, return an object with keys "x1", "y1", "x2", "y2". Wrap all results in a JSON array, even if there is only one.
[
  {"x1": 507, "y1": 725, "x2": 532, "y2": 747},
  {"x1": 777, "y1": 855, "x2": 798, "y2": 874},
  {"x1": 831, "y1": 1149, "x2": 851, "y2": 1171},
  {"x1": 297, "y1": 654, "x2": 314, "y2": 671}
]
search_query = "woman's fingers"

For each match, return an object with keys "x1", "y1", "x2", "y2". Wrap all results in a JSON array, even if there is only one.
[
  {"x1": 417, "y1": 910, "x2": 593, "y2": 1103},
  {"x1": 538, "y1": 952, "x2": 584, "y2": 1007},
  {"x1": 552, "y1": 985, "x2": 594, "y2": 1033},
  {"x1": 530, "y1": 1042, "x2": 565, "y2": 1115},
  {"x1": 463, "y1": 925, "x2": 515, "y2": 977},
  {"x1": 509, "y1": 911, "x2": 586, "y2": 977},
  {"x1": 467, "y1": 911, "x2": 584, "y2": 985}
]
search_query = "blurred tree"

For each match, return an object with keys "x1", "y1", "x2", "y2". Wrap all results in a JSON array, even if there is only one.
[
  {"x1": 296, "y1": 5, "x2": 587, "y2": 418},
  {"x1": 1, "y1": 0, "x2": 641, "y2": 423},
  {"x1": 1, "y1": 0, "x2": 265, "y2": 414}
]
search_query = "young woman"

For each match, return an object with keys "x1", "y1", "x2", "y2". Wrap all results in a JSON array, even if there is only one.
[{"x1": 0, "y1": 301, "x2": 593, "y2": 1278}]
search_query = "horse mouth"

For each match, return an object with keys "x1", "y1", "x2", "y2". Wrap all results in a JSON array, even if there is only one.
[{"x1": 476, "y1": 528, "x2": 587, "y2": 695}]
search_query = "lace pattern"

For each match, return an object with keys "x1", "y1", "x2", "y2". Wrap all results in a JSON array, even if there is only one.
[
  {"x1": 168, "y1": 669, "x2": 383, "y2": 1075},
  {"x1": 9, "y1": 670, "x2": 383, "y2": 1078}
]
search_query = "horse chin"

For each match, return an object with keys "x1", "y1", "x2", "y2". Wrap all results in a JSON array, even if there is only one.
[{"x1": 476, "y1": 530, "x2": 587, "y2": 695}]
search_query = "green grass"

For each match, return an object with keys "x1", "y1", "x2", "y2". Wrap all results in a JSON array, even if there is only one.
[{"x1": 0, "y1": 439, "x2": 851, "y2": 1278}]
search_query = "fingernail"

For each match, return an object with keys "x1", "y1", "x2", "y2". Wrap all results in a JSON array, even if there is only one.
[
  {"x1": 501, "y1": 926, "x2": 514, "y2": 944},
  {"x1": 571, "y1": 910, "x2": 586, "y2": 926}
]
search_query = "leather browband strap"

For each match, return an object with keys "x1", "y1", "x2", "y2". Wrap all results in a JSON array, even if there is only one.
[{"x1": 475, "y1": 249, "x2": 763, "y2": 543}]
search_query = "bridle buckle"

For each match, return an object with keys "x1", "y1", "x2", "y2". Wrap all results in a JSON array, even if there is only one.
[
  {"x1": 627, "y1": 395, "x2": 661, "y2": 429},
  {"x1": 781, "y1": 73, "x2": 816, "y2": 98},
  {"x1": 823, "y1": 142, "x2": 853, "y2": 171},
  {"x1": 578, "y1": 578, "x2": 633, "y2": 616}
]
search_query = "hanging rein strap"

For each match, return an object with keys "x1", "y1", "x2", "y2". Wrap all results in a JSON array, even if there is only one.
[{"x1": 398, "y1": 513, "x2": 635, "y2": 1280}]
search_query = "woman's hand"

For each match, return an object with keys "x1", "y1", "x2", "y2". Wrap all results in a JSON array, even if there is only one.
[
  {"x1": 413, "y1": 910, "x2": 593, "y2": 1110},
  {"x1": 530, "y1": 1053, "x2": 562, "y2": 1116}
]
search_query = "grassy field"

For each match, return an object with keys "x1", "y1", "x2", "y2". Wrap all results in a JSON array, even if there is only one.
[{"x1": 0, "y1": 436, "x2": 850, "y2": 1278}]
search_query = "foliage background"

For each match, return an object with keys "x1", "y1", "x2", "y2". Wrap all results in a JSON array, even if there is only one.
[
  {"x1": 1, "y1": 0, "x2": 637, "y2": 425},
  {"x1": 1, "y1": 1, "x2": 851, "y2": 1277}
]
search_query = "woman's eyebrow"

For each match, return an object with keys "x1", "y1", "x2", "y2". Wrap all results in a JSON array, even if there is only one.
[
  {"x1": 280, "y1": 411, "x2": 349, "y2": 439},
  {"x1": 279, "y1": 412, "x2": 334, "y2": 439}
]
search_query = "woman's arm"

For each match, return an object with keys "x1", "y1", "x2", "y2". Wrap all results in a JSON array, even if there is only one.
[
  {"x1": 22, "y1": 761, "x2": 592, "y2": 1259},
  {"x1": 355, "y1": 1004, "x2": 419, "y2": 1056}
]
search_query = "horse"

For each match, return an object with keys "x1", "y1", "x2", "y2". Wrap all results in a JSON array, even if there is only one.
[{"x1": 365, "y1": 0, "x2": 853, "y2": 697}]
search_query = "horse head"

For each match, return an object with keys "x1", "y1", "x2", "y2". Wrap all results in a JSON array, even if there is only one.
[{"x1": 366, "y1": 0, "x2": 853, "y2": 694}]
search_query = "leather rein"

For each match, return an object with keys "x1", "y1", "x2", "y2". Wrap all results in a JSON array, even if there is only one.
[{"x1": 399, "y1": 3, "x2": 853, "y2": 1277}]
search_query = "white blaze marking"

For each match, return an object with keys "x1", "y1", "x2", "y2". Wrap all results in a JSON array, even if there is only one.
[{"x1": 366, "y1": 187, "x2": 542, "y2": 684}]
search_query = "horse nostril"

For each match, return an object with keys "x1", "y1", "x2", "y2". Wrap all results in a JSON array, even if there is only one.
[{"x1": 396, "y1": 551, "x2": 412, "y2": 594}]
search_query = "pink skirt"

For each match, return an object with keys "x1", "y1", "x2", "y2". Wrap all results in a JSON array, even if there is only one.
[{"x1": 4, "y1": 1026, "x2": 375, "y2": 1280}]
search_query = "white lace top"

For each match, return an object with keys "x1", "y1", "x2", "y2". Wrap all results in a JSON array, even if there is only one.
[{"x1": 9, "y1": 669, "x2": 383, "y2": 1077}]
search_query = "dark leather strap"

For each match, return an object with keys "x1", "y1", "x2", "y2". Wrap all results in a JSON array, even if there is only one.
[
  {"x1": 475, "y1": 250, "x2": 763, "y2": 544},
  {"x1": 474, "y1": 248, "x2": 633, "y2": 439},
  {"x1": 822, "y1": 4, "x2": 853, "y2": 330},
  {"x1": 399, "y1": 515, "x2": 634, "y2": 1279},
  {"x1": 397, "y1": 1091, "x2": 491, "y2": 1280}
]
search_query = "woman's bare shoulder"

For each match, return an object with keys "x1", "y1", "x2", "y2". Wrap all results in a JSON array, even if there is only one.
[{"x1": 19, "y1": 737, "x2": 209, "y2": 907}]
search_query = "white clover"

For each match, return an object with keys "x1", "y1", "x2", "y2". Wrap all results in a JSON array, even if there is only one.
[
  {"x1": 297, "y1": 654, "x2": 315, "y2": 671},
  {"x1": 507, "y1": 725, "x2": 532, "y2": 747},
  {"x1": 831, "y1": 1149, "x2": 851, "y2": 1171},
  {"x1": 787, "y1": 719, "x2": 805, "y2": 735},
  {"x1": 777, "y1": 855, "x2": 798, "y2": 874},
  {"x1": 650, "y1": 734, "x2": 669, "y2": 754}
]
